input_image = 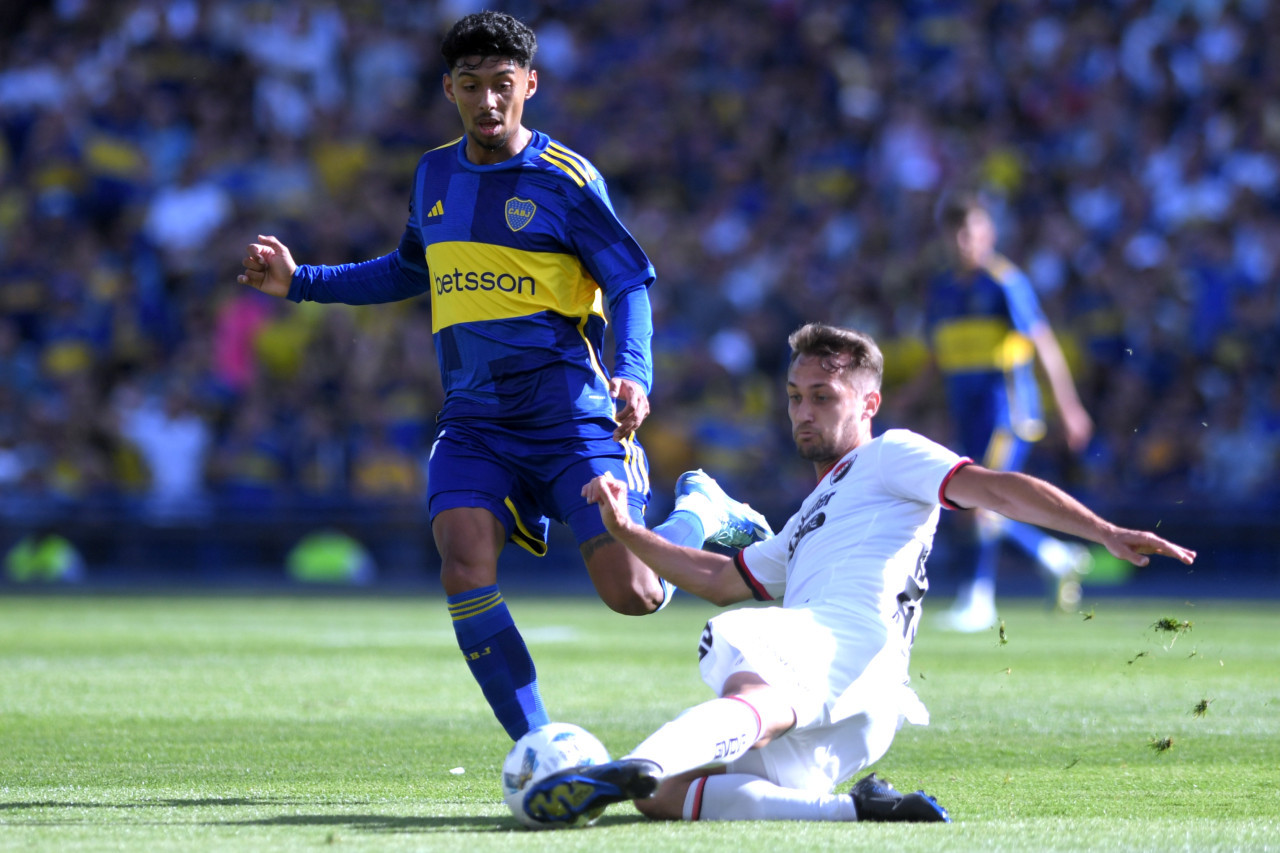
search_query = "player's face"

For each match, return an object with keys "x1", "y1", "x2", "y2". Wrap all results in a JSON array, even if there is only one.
[
  {"x1": 443, "y1": 56, "x2": 538, "y2": 164},
  {"x1": 953, "y1": 208, "x2": 996, "y2": 269},
  {"x1": 786, "y1": 354, "x2": 881, "y2": 468}
]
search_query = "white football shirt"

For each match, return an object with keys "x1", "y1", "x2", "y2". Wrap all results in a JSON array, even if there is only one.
[{"x1": 737, "y1": 428, "x2": 970, "y2": 651}]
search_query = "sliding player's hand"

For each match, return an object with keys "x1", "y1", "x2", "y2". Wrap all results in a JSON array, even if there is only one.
[
  {"x1": 581, "y1": 472, "x2": 634, "y2": 536},
  {"x1": 610, "y1": 377, "x2": 650, "y2": 441},
  {"x1": 1100, "y1": 527, "x2": 1196, "y2": 567}
]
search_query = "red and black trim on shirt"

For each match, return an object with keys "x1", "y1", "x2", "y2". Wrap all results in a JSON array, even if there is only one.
[
  {"x1": 733, "y1": 550, "x2": 773, "y2": 602},
  {"x1": 939, "y1": 458, "x2": 975, "y2": 510}
]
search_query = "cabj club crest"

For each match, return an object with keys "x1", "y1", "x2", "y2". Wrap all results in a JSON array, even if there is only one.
[{"x1": 505, "y1": 197, "x2": 537, "y2": 231}]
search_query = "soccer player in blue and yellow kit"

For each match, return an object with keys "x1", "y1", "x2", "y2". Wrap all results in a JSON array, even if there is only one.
[
  {"x1": 237, "y1": 12, "x2": 769, "y2": 740},
  {"x1": 923, "y1": 192, "x2": 1095, "y2": 631}
]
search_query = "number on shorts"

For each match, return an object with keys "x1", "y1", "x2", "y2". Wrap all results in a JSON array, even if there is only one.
[
  {"x1": 698, "y1": 622, "x2": 713, "y2": 661},
  {"x1": 894, "y1": 543, "x2": 930, "y2": 646}
]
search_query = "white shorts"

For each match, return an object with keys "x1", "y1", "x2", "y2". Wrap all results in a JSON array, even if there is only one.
[
  {"x1": 723, "y1": 711, "x2": 903, "y2": 792},
  {"x1": 698, "y1": 605, "x2": 928, "y2": 792}
]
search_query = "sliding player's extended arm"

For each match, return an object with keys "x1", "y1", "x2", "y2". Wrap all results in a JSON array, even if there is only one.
[
  {"x1": 583, "y1": 472, "x2": 754, "y2": 606},
  {"x1": 943, "y1": 464, "x2": 1195, "y2": 567}
]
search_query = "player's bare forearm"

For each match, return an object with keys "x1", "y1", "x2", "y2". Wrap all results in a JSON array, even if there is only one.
[
  {"x1": 1032, "y1": 326, "x2": 1094, "y2": 450},
  {"x1": 950, "y1": 467, "x2": 1100, "y2": 539},
  {"x1": 582, "y1": 473, "x2": 752, "y2": 605},
  {"x1": 617, "y1": 525, "x2": 743, "y2": 605},
  {"x1": 945, "y1": 465, "x2": 1195, "y2": 567}
]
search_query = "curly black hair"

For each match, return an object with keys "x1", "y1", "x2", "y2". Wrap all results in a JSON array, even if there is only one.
[{"x1": 441, "y1": 11, "x2": 537, "y2": 71}]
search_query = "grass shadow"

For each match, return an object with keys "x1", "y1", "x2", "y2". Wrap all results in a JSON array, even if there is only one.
[
  {"x1": 0, "y1": 797, "x2": 323, "y2": 811},
  {"x1": 222, "y1": 812, "x2": 653, "y2": 833}
]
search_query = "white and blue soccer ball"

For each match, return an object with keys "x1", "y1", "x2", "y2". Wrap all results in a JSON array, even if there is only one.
[{"x1": 501, "y1": 722, "x2": 611, "y2": 829}]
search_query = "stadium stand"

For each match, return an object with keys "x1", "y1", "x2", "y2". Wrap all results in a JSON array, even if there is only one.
[{"x1": 1, "y1": 0, "x2": 1276, "y2": 589}]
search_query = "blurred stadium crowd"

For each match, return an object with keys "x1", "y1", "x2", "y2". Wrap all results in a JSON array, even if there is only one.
[{"x1": 1, "y1": 0, "x2": 1278, "y2": 541}]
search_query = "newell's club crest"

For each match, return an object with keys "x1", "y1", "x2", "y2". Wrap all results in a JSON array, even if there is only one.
[
  {"x1": 505, "y1": 197, "x2": 536, "y2": 232},
  {"x1": 830, "y1": 454, "x2": 856, "y2": 483}
]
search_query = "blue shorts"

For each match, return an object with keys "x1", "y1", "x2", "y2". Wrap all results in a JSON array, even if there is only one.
[
  {"x1": 427, "y1": 418, "x2": 650, "y2": 555},
  {"x1": 947, "y1": 375, "x2": 1043, "y2": 465},
  {"x1": 977, "y1": 425, "x2": 1032, "y2": 474}
]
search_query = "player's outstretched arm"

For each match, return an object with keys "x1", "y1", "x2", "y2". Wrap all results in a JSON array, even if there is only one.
[
  {"x1": 944, "y1": 464, "x2": 1196, "y2": 567},
  {"x1": 1030, "y1": 324, "x2": 1094, "y2": 452},
  {"x1": 237, "y1": 235, "x2": 297, "y2": 298},
  {"x1": 583, "y1": 472, "x2": 754, "y2": 606}
]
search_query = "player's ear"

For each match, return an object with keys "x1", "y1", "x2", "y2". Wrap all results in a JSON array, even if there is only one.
[
  {"x1": 525, "y1": 68, "x2": 537, "y2": 99},
  {"x1": 442, "y1": 72, "x2": 456, "y2": 104},
  {"x1": 864, "y1": 390, "x2": 882, "y2": 418}
]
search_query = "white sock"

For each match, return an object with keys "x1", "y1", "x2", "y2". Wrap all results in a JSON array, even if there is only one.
[
  {"x1": 963, "y1": 578, "x2": 995, "y2": 606},
  {"x1": 653, "y1": 577, "x2": 677, "y2": 612},
  {"x1": 626, "y1": 696, "x2": 762, "y2": 777},
  {"x1": 1036, "y1": 538, "x2": 1073, "y2": 576},
  {"x1": 683, "y1": 773, "x2": 857, "y2": 821}
]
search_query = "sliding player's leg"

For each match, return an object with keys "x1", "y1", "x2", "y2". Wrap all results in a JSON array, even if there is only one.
[
  {"x1": 663, "y1": 706, "x2": 948, "y2": 822},
  {"x1": 524, "y1": 673, "x2": 791, "y2": 824}
]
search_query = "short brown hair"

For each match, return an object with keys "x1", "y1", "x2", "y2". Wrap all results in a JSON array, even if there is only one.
[
  {"x1": 787, "y1": 323, "x2": 883, "y2": 390},
  {"x1": 934, "y1": 189, "x2": 986, "y2": 234}
]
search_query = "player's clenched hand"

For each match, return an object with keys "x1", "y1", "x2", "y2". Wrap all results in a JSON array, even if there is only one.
[
  {"x1": 609, "y1": 377, "x2": 650, "y2": 441},
  {"x1": 1100, "y1": 527, "x2": 1196, "y2": 568},
  {"x1": 581, "y1": 472, "x2": 634, "y2": 536},
  {"x1": 237, "y1": 235, "x2": 297, "y2": 298}
]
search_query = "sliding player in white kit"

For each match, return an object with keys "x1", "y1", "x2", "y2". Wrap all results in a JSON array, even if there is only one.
[{"x1": 524, "y1": 322, "x2": 1197, "y2": 825}]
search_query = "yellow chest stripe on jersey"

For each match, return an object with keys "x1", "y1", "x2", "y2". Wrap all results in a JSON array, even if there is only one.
[
  {"x1": 932, "y1": 317, "x2": 1035, "y2": 372},
  {"x1": 426, "y1": 241, "x2": 605, "y2": 333}
]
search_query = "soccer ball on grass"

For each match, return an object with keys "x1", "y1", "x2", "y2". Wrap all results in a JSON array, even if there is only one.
[{"x1": 501, "y1": 722, "x2": 610, "y2": 829}]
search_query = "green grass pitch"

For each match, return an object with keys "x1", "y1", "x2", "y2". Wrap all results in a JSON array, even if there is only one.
[{"x1": 2, "y1": 593, "x2": 1278, "y2": 852}]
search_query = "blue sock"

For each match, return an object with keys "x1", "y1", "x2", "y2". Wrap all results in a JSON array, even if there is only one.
[
  {"x1": 647, "y1": 510, "x2": 705, "y2": 610},
  {"x1": 653, "y1": 509, "x2": 705, "y2": 548},
  {"x1": 447, "y1": 585, "x2": 549, "y2": 741}
]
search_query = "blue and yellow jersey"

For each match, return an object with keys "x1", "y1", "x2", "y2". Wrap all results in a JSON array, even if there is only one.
[
  {"x1": 924, "y1": 255, "x2": 1047, "y2": 443},
  {"x1": 288, "y1": 130, "x2": 655, "y2": 430}
]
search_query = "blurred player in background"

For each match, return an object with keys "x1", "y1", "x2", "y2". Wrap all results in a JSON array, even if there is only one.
[
  {"x1": 521, "y1": 322, "x2": 1194, "y2": 825},
  {"x1": 237, "y1": 11, "x2": 769, "y2": 741},
  {"x1": 920, "y1": 190, "x2": 1096, "y2": 632}
]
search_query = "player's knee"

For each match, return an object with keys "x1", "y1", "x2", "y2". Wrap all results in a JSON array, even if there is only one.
[
  {"x1": 721, "y1": 679, "x2": 796, "y2": 742},
  {"x1": 598, "y1": 581, "x2": 664, "y2": 616},
  {"x1": 438, "y1": 560, "x2": 496, "y2": 596}
]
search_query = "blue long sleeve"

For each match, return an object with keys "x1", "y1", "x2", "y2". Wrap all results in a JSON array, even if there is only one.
[
  {"x1": 607, "y1": 283, "x2": 653, "y2": 395},
  {"x1": 287, "y1": 228, "x2": 431, "y2": 305}
]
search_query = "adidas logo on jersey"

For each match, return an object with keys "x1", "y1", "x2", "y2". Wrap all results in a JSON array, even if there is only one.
[{"x1": 426, "y1": 200, "x2": 444, "y2": 219}]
